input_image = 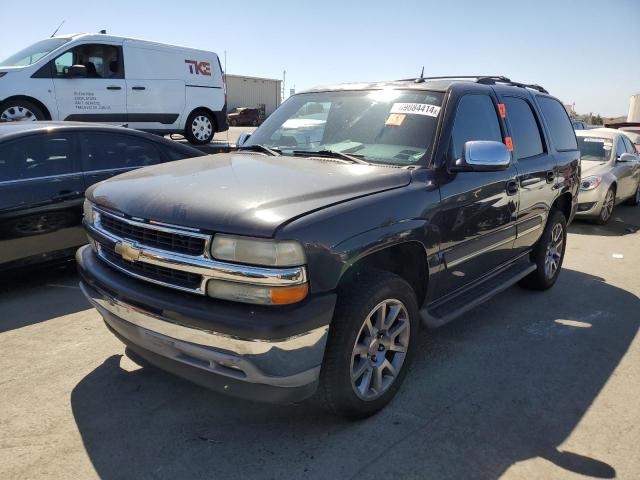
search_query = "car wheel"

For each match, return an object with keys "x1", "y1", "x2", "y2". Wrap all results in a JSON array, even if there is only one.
[
  {"x1": 624, "y1": 184, "x2": 640, "y2": 206},
  {"x1": 185, "y1": 110, "x2": 215, "y2": 145},
  {"x1": 0, "y1": 100, "x2": 45, "y2": 122},
  {"x1": 519, "y1": 208, "x2": 567, "y2": 291},
  {"x1": 230, "y1": 119, "x2": 237, "y2": 127},
  {"x1": 596, "y1": 187, "x2": 615, "y2": 225},
  {"x1": 318, "y1": 269, "x2": 419, "y2": 419}
]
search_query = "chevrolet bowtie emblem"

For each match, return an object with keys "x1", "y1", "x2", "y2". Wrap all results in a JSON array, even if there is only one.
[{"x1": 114, "y1": 241, "x2": 141, "y2": 262}]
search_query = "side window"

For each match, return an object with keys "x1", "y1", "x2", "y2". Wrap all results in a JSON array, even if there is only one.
[
  {"x1": 0, "y1": 134, "x2": 75, "y2": 182},
  {"x1": 615, "y1": 137, "x2": 627, "y2": 158},
  {"x1": 622, "y1": 136, "x2": 635, "y2": 154},
  {"x1": 503, "y1": 97, "x2": 544, "y2": 160},
  {"x1": 53, "y1": 44, "x2": 122, "y2": 79},
  {"x1": 82, "y1": 134, "x2": 162, "y2": 171},
  {"x1": 537, "y1": 97, "x2": 578, "y2": 151},
  {"x1": 449, "y1": 94, "x2": 502, "y2": 161}
]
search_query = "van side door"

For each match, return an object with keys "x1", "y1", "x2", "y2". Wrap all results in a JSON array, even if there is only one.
[
  {"x1": 435, "y1": 91, "x2": 519, "y2": 297},
  {"x1": 51, "y1": 42, "x2": 127, "y2": 123},
  {"x1": 494, "y1": 90, "x2": 556, "y2": 252}
]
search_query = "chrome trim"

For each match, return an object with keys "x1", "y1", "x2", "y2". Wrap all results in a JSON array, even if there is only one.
[
  {"x1": 90, "y1": 206, "x2": 307, "y2": 295},
  {"x1": 517, "y1": 224, "x2": 543, "y2": 237},
  {"x1": 0, "y1": 171, "x2": 82, "y2": 185},
  {"x1": 446, "y1": 235, "x2": 516, "y2": 268}
]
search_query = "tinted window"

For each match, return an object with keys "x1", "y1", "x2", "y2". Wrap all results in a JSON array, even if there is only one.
[
  {"x1": 0, "y1": 134, "x2": 75, "y2": 182},
  {"x1": 82, "y1": 134, "x2": 161, "y2": 171},
  {"x1": 537, "y1": 97, "x2": 578, "y2": 151},
  {"x1": 504, "y1": 97, "x2": 544, "y2": 159},
  {"x1": 622, "y1": 136, "x2": 635, "y2": 154},
  {"x1": 615, "y1": 137, "x2": 627, "y2": 157},
  {"x1": 449, "y1": 95, "x2": 502, "y2": 160}
]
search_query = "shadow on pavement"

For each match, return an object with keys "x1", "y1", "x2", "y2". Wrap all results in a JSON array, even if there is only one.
[
  {"x1": 71, "y1": 268, "x2": 637, "y2": 479},
  {"x1": 570, "y1": 204, "x2": 640, "y2": 237},
  {"x1": 0, "y1": 262, "x2": 90, "y2": 333}
]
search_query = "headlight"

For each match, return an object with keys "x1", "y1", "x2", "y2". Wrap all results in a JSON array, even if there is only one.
[
  {"x1": 83, "y1": 199, "x2": 95, "y2": 224},
  {"x1": 580, "y1": 176, "x2": 602, "y2": 191},
  {"x1": 211, "y1": 234, "x2": 306, "y2": 267},
  {"x1": 206, "y1": 280, "x2": 308, "y2": 305}
]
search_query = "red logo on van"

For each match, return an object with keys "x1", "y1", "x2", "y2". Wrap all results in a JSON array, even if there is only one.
[{"x1": 185, "y1": 60, "x2": 211, "y2": 76}]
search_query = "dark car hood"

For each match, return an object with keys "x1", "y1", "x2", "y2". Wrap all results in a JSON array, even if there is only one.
[{"x1": 88, "y1": 152, "x2": 411, "y2": 237}]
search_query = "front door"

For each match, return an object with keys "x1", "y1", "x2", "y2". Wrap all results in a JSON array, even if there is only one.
[{"x1": 51, "y1": 43, "x2": 127, "y2": 124}]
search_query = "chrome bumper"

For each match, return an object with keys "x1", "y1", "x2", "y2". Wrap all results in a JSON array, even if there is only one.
[{"x1": 80, "y1": 281, "x2": 329, "y2": 389}]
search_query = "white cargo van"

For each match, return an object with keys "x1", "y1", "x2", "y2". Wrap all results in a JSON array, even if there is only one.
[{"x1": 0, "y1": 33, "x2": 228, "y2": 144}]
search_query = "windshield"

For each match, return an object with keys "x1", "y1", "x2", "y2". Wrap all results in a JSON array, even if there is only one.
[
  {"x1": 0, "y1": 38, "x2": 69, "y2": 67},
  {"x1": 245, "y1": 89, "x2": 444, "y2": 166},
  {"x1": 577, "y1": 137, "x2": 613, "y2": 162}
]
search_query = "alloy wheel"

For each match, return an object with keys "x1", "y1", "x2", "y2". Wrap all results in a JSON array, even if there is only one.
[
  {"x1": 1, "y1": 106, "x2": 37, "y2": 122},
  {"x1": 544, "y1": 222, "x2": 564, "y2": 279},
  {"x1": 191, "y1": 115, "x2": 213, "y2": 141},
  {"x1": 350, "y1": 299, "x2": 410, "y2": 401},
  {"x1": 601, "y1": 190, "x2": 614, "y2": 222}
]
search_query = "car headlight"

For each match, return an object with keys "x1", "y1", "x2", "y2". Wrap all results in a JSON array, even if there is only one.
[
  {"x1": 206, "y1": 280, "x2": 308, "y2": 305},
  {"x1": 211, "y1": 234, "x2": 306, "y2": 267},
  {"x1": 580, "y1": 176, "x2": 602, "y2": 191},
  {"x1": 83, "y1": 199, "x2": 95, "y2": 225}
]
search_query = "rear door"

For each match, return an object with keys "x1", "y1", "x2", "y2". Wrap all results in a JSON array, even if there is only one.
[
  {"x1": 80, "y1": 131, "x2": 164, "y2": 187},
  {"x1": 0, "y1": 132, "x2": 85, "y2": 267},
  {"x1": 51, "y1": 42, "x2": 127, "y2": 123},
  {"x1": 495, "y1": 91, "x2": 557, "y2": 252}
]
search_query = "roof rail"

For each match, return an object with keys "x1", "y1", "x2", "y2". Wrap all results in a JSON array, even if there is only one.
[{"x1": 396, "y1": 75, "x2": 549, "y2": 94}]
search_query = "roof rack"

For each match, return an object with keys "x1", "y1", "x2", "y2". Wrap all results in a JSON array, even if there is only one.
[{"x1": 396, "y1": 75, "x2": 549, "y2": 94}]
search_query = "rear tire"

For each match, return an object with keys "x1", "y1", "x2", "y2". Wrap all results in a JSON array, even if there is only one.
[
  {"x1": 519, "y1": 209, "x2": 567, "y2": 291},
  {"x1": 318, "y1": 270, "x2": 419, "y2": 419},
  {"x1": 0, "y1": 99, "x2": 46, "y2": 122},
  {"x1": 184, "y1": 110, "x2": 215, "y2": 145},
  {"x1": 625, "y1": 184, "x2": 640, "y2": 206}
]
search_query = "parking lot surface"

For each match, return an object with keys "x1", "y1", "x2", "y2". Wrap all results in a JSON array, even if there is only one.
[{"x1": 1, "y1": 206, "x2": 638, "y2": 480}]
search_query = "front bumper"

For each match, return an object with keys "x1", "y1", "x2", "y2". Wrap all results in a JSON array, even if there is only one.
[
  {"x1": 575, "y1": 187, "x2": 605, "y2": 218},
  {"x1": 77, "y1": 245, "x2": 336, "y2": 403}
]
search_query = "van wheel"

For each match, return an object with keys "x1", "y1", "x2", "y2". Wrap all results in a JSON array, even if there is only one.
[
  {"x1": 185, "y1": 110, "x2": 214, "y2": 144},
  {"x1": 0, "y1": 100, "x2": 45, "y2": 122},
  {"x1": 519, "y1": 209, "x2": 567, "y2": 291},
  {"x1": 318, "y1": 270, "x2": 418, "y2": 419}
]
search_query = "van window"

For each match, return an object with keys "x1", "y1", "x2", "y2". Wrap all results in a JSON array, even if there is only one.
[
  {"x1": 537, "y1": 97, "x2": 578, "y2": 151},
  {"x1": 81, "y1": 134, "x2": 161, "y2": 171},
  {"x1": 54, "y1": 44, "x2": 122, "y2": 79},
  {"x1": 0, "y1": 134, "x2": 75, "y2": 182},
  {"x1": 0, "y1": 38, "x2": 69, "y2": 67},
  {"x1": 448, "y1": 95, "x2": 502, "y2": 161},
  {"x1": 503, "y1": 97, "x2": 544, "y2": 159}
]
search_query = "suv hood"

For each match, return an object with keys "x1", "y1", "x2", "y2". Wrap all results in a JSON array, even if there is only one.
[{"x1": 88, "y1": 152, "x2": 411, "y2": 237}]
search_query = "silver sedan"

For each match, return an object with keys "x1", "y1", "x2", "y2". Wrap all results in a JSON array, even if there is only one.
[{"x1": 575, "y1": 128, "x2": 640, "y2": 224}]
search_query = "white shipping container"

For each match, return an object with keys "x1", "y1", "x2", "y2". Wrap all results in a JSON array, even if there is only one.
[{"x1": 226, "y1": 74, "x2": 282, "y2": 116}]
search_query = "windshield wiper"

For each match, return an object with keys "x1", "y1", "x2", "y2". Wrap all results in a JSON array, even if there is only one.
[
  {"x1": 238, "y1": 144, "x2": 281, "y2": 156},
  {"x1": 292, "y1": 149, "x2": 369, "y2": 164}
]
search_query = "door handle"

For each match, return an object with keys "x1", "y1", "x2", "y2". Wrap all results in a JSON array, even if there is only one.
[
  {"x1": 506, "y1": 179, "x2": 519, "y2": 196},
  {"x1": 546, "y1": 170, "x2": 555, "y2": 183},
  {"x1": 132, "y1": 86, "x2": 146, "y2": 90},
  {"x1": 106, "y1": 86, "x2": 121, "y2": 90}
]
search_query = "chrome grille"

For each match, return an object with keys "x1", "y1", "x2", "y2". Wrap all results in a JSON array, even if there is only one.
[{"x1": 99, "y1": 213, "x2": 206, "y2": 256}]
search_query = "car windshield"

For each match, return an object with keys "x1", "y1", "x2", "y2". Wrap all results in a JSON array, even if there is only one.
[
  {"x1": 577, "y1": 137, "x2": 613, "y2": 162},
  {"x1": 245, "y1": 89, "x2": 445, "y2": 166},
  {"x1": 0, "y1": 38, "x2": 69, "y2": 67}
]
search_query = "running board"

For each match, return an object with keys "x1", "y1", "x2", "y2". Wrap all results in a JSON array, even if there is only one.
[{"x1": 420, "y1": 261, "x2": 536, "y2": 329}]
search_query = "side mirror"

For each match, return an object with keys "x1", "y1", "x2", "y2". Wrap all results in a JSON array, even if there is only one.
[
  {"x1": 618, "y1": 153, "x2": 636, "y2": 163},
  {"x1": 237, "y1": 132, "x2": 251, "y2": 146},
  {"x1": 68, "y1": 64, "x2": 87, "y2": 78},
  {"x1": 450, "y1": 140, "x2": 511, "y2": 172}
]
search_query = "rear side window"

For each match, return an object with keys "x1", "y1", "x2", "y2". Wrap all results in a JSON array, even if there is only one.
[
  {"x1": 82, "y1": 133, "x2": 161, "y2": 171},
  {"x1": 449, "y1": 95, "x2": 502, "y2": 160},
  {"x1": 0, "y1": 134, "x2": 75, "y2": 182},
  {"x1": 503, "y1": 97, "x2": 544, "y2": 159},
  {"x1": 537, "y1": 97, "x2": 577, "y2": 151}
]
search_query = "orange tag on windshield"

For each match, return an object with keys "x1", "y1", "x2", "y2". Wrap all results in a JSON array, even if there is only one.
[{"x1": 385, "y1": 114, "x2": 405, "y2": 126}]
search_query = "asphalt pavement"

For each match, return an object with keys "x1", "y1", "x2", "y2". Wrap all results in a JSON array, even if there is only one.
[{"x1": 1, "y1": 205, "x2": 639, "y2": 480}]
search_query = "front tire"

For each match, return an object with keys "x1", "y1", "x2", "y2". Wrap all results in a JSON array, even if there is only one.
[
  {"x1": 519, "y1": 208, "x2": 567, "y2": 291},
  {"x1": 0, "y1": 99, "x2": 46, "y2": 122},
  {"x1": 185, "y1": 110, "x2": 215, "y2": 145},
  {"x1": 596, "y1": 187, "x2": 615, "y2": 224},
  {"x1": 318, "y1": 270, "x2": 419, "y2": 419}
]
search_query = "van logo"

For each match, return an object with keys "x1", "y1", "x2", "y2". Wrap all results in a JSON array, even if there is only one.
[
  {"x1": 114, "y1": 241, "x2": 142, "y2": 262},
  {"x1": 184, "y1": 60, "x2": 211, "y2": 76}
]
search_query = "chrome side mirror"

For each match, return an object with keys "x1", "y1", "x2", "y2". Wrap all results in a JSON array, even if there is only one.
[
  {"x1": 451, "y1": 140, "x2": 511, "y2": 172},
  {"x1": 618, "y1": 153, "x2": 636, "y2": 163},
  {"x1": 237, "y1": 132, "x2": 252, "y2": 147}
]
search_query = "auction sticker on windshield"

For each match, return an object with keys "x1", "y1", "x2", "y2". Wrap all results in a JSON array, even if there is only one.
[{"x1": 390, "y1": 103, "x2": 441, "y2": 117}]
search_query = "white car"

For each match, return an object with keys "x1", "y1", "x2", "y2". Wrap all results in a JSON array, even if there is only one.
[
  {"x1": 0, "y1": 33, "x2": 228, "y2": 144},
  {"x1": 575, "y1": 128, "x2": 640, "y2": 224}
]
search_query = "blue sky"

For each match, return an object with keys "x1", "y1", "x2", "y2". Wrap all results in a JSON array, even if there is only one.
[{"x1": 1, "y1": 0, "x2": 638, "y2": 117}]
